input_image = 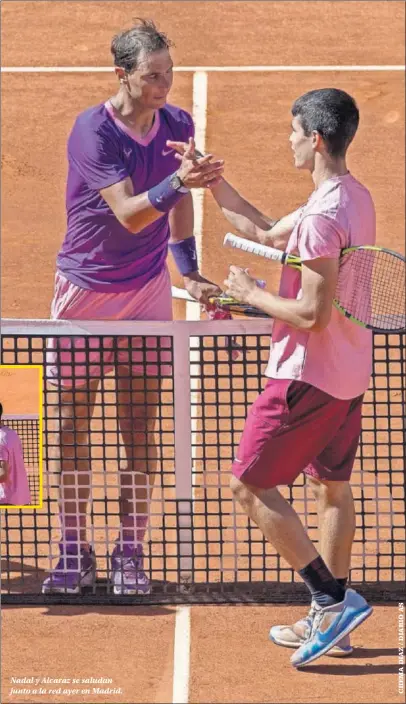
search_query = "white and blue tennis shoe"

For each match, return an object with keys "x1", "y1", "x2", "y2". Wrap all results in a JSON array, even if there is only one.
[{"x1": 291, "y1": 588, "x2": 372, "y2": 668}]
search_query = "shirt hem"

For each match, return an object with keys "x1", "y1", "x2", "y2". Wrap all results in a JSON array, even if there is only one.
[
  {"x1": 55, "y1": 266, "x2": 165, "y2": 293},
  {"x1": 264, "y1": 371, "x2": 370, "y2": 401}
]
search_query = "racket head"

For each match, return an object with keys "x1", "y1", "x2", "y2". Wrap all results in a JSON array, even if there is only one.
[{"x1": 335, "y1": 246, "x2": 406, "y2": 333}]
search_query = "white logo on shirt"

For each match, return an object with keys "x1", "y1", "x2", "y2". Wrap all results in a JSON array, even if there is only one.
[
  {"x1": 124, "y1": 148, "x2": 132, "y2": 159},
  {"x1": 162, "y1": 148, "x2": 174, "y2": 157}
]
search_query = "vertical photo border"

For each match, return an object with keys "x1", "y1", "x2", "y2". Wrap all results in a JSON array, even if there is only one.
[{"x1": 0, "y1": 364, "x2": 44, "y2": 509}]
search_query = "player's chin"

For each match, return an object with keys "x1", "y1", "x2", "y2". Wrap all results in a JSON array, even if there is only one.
[{"x1": 153, "y1": 95, "x2": 168, "y2": 107}]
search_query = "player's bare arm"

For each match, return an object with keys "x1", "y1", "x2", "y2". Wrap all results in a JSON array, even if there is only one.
[
  {"x1": 169, "y1": 193, "x2": 222, "y2": 304},
  {"x1": 166, "y1": 139, "x2": 297, "y2": 249},
  {"x1": 224, "y1": 257, "x2": 339, "y2": 332},
  {"x1": 210, "y1": 179, "x2": 300, "y2": 249},
  {"x1": 100, "y1": 145, "x2": 224, "y2": 235}
]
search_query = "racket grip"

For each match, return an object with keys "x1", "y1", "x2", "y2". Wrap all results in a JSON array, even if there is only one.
[{"x1": 224, "y1": 232, "x2": 285, "y2": 263}]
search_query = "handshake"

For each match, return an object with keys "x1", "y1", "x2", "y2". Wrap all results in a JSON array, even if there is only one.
[{"x1": 166, "y1": 137, "x2": 224, "y2": 190}]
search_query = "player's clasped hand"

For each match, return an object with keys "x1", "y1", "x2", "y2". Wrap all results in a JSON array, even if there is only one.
[
  {"x1": 168, "y1": 137, "x2": 224, "y2": 189},
  {"x1": 224, "y1": 266, "x2": 258, "y2": 304},
  {"x1": 183, "y1": 272, "x2": 222, "y2": 306}
]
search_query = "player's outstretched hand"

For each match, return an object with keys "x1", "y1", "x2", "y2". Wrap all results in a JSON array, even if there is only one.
[
  {"x1": 168, "y1": 137, "x2": 224, "y2": 189},
  {"x1": 166, "y1": 137, "x2": 204, "y2": 159}
]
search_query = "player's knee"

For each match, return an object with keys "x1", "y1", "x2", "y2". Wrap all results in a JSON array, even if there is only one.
[
  {"x1": 307, "y1": 476, "x2": 352, "y2": 504},
  {"x1": 59, "y1": 417, "x2": 90, "y2": 437},
  {"x1": 306, "y1": 475, "x2": 323, "y2": 499},
  {"x1": 230, "y1": 476, "x2": 253, "y2": 507}
]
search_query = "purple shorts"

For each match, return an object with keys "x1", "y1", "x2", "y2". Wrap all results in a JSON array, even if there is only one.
[{"x1": 232, "y1": 378, "x2": 363, "y2": 489}]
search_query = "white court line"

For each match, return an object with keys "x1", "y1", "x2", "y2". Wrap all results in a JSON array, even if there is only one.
[
  {"x1": 190, "y1": 70, "x2": 208, "y2": 290},
  {"x1": 171, "y1": 70, "x2": 208, "y2": 704},
  {"x1": 1, "y1": 65, "x2": 404, "y2": 72},
  {"x1": 172, "y1": 606, "x2": 191, "y2": 704}
]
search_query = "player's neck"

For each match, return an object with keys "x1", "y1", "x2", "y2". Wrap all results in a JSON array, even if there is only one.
[
  {"x1": 311, "y1": 156, "x2": 349, "y2": 189},
  {"x1": 109, "y1": 93, "x2": 156, "y2": 137}
]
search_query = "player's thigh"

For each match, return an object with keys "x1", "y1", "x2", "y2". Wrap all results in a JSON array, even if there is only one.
[
  {"x1": 304, "y1": 394, "x2": 363, "y2": 483},
  {"x1": 116, "y1": 373, "x2": 163, "y2": 424},
  {"x1": 46, "y1": 380, "x2": 100, "y2": 465},
  {"x1": 232, "y1": 380, "x2": 353, "y2": 489},
  {"x1": 47, "y1": 379, "x2": 100, "y2": 425}
]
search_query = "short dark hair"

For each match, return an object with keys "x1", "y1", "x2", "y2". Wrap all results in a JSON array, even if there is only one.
[
  {"x1": 292, "y1": 88, "x2": 359, "y2": 157},
  {"x1": 111, "y1": 18, "x2": 173, "y2": 73},
  {"x1": 0, "y1": 403, "x2": 3, "y2": 418}
]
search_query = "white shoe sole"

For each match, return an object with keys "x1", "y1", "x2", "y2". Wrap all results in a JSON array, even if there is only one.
[
  {"x1": 41, "y1": 568, "x2": 96, "y2": 594},
  {"x1": 269, "y1": 631, "x2": 353, "y2": 657}
]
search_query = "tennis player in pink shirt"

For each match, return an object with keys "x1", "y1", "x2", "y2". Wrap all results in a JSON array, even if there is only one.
[
  {"x1": 43, "y1": 19, "x2": 223, "y2": 596},
  {"x1": 169, "y1": 87, "x2": 375, "y2": 666},
  {"x1": 0, "y1": 403, "x2": 31, "y2": 506}
]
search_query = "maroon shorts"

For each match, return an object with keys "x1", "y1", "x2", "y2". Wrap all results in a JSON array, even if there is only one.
[{"x1": 232, "y1": 378, "x2": 363, "y2": 489}]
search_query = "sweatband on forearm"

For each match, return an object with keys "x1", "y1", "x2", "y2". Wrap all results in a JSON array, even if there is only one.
[
  {"x1": 168, "y1": 236, "x2": 199, "y2": 275},
  {"x1": 148, "y1": 174, "x2": 187, "y2": 213}
]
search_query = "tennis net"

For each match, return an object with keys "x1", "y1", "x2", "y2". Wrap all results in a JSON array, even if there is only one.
[
  {"x1": 0, "y1": 318, "x2": 404, "y2": 604},
  {"x1": 1, "y1": 414, "x2": 41, "y2": 506}
]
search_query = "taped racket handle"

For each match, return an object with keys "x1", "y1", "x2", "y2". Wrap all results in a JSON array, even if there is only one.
[{"x1": 223, "y1": 233, "x2": 288, "y2": 264}]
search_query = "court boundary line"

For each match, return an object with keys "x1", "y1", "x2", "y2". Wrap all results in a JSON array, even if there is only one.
[
  {"x1": 172, "y1": 606, "x2": 191, "y2": 704},
  {"x1": 1, "y1": 65, "x2": 405, "y2": 73},
  {"x1": 191, "y1": 70, "x2": 207, "y2": 285},
  {"x1": 172, "y1": 71, "x2": 208, "y2": 704}
]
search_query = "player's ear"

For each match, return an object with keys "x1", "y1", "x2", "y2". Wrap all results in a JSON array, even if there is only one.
[
  {"x1": 114, "y1": 66, "x2": 126, "y2": 84},
  {"x1": 312, "y1": 131, "x2": 322, "y2": 150}
]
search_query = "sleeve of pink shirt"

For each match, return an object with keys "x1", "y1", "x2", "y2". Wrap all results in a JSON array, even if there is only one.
[{"x1": 297, "y1": 214, "x2": 347, "y2": 261}]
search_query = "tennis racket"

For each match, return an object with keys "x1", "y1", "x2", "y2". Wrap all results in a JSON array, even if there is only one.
[
  {"x1": 207, "y1": 298, "x2": 271, "y2": 318},
  {"x1": 221, "y1": 233, "x2": 406, "y2": 333},
  {"x1": 171, "y1": 285, "x2": 270, "y2": 318}
]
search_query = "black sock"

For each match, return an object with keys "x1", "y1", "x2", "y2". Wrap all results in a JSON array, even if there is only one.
[
  {"x1": 336, "y1": 577, "x2": 348, "y2": 589},
  {"x1": 299, "y1": 557, "x2": 346, "y2": 607}
]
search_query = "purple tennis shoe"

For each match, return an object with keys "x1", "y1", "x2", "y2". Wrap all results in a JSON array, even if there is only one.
[
  {"x1": 111, "y1": 544, "x2": 151, "y2": 595},
  {"x1": 42, "y1": 543, "x2": 96, "y2": 594}
]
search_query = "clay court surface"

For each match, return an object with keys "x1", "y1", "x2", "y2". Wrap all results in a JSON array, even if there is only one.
[
  {"x1": 1, "y1": 2, "x2": 405, "y2": 703},
  {"x1": 0, "y1": 367, "x2": 41, "y2": 415}
]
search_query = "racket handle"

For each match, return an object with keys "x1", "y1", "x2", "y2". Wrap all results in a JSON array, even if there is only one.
[{"x1": 224, "y1": 233, "x2": 285, "y2": 263}]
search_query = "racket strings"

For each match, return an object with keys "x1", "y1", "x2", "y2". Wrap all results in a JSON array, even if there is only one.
[{"x1": 336, "y1": 249, "x2": 406, "y2": 330}]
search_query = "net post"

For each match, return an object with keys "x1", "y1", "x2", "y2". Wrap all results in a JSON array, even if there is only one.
[{"x1": 173, "y1": 327, "x2": 194, "y2": 589}]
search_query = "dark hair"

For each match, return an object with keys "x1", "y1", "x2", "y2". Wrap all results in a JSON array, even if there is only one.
[
  {"x1": 292, "y1": 88, "x2": 359, "y2": 157},
  {"x1": 111, "y1": 18, "x2": 173, "y2": 73},
  {"x1": 0, "y1": 403, "x2": 3, "y2": 418}
]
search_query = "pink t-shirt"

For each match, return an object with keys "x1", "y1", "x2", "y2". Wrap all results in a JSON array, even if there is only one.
[
  {"x1": 266, "y1": 173, "x2": 376, "y2": 400},
  {"x1": 0, "y1": 425, "x2": 31, "y2": 505}
]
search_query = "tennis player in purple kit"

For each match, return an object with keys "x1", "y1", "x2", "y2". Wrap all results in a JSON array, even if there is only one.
[
  {"x1": 43, "y1": 19, "x2": 223, "y2": 596},
  {"x1": 169, "y1": 88, "x2": 374, "y2": 666}
]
